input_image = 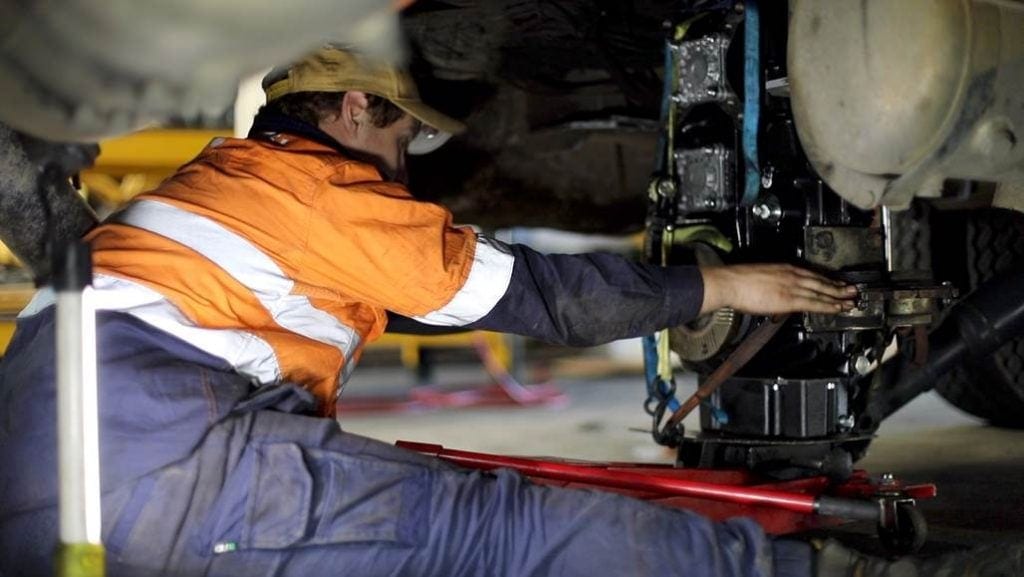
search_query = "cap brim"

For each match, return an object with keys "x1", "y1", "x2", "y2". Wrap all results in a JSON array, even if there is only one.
[{"x1": 391, "y1": 98, "x2": 466, "y2": 135}]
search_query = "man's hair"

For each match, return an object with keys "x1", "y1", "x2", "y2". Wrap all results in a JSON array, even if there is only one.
[{"x1": 262, "y1": 91, "x2": 405, "y2": 128}]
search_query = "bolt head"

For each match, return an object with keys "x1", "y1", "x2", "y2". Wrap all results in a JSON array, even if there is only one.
[
  {"x1": 854, "y1": 355, "x2": 872, "y2": 375},
  {"x1": 656, "y1": 179, "x2": 676, "y2": 197}
]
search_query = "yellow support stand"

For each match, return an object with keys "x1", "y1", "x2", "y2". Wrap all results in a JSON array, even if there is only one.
[
  {"x1": 80, "y1": 129, "x2": 228, "y2": 206},
  {"x1": 86, "y1": 129, "x2": 227, "y2": 175},
  {"x1": 0, "y1": 283, "x2": 34, "y2": 354},
  {"x1": 374, "y1": 331, "x2": 512, "y2": 372}
]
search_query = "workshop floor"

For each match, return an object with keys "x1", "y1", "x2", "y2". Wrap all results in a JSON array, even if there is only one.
[{"x1": 338, "y1": 358, "x2": 1024, "y2": 553}]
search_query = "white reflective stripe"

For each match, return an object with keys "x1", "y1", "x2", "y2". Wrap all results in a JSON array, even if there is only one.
[
  {"x1": 113, "y1": 200, "x2": 361, "y2": 370},
  {"x1": 413, "y1": 235, "x2": 515, "y2": 326},
  {"x1": 93, "y1": 276, "x2": 281, "y2": 383},
  {"x1": 21, "y1": 275, "x2": 282, "y2": 385},
  {"x1": 19, "y1": 287, "x2": 57, "y2": 318},
  {"x1": 340, "y1": 354, "x2": 359, "y2": 390}
]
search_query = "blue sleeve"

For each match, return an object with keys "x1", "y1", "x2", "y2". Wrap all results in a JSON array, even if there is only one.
[
  {"x1": 385, "y1": 311, "x2": 472, "y2": 335},
  {"x1": 467, "y1": 242, "x2": 704, "y2": 347}
]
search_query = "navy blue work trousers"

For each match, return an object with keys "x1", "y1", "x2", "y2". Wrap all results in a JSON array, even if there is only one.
[{"x1": 0, "y1": 308, "x2": 811, "y2": 577}]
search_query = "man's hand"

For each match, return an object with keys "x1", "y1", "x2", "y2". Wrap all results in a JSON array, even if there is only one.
[{"x1": 699, "y1": 264, "x2": 857, "y2": 315}]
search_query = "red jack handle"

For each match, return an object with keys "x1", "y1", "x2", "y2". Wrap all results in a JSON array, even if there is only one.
[{"x1": 397, "y1": 441, "x2": 881, "y2": 522}]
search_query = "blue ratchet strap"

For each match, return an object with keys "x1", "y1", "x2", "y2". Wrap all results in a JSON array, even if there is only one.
[
  {"x1": 705, "y1": 400, "x2": 730, "y2": 425},
  {"x1": 643, "y1": 335, "x2": 680, "y2": 412},
  {"x1": 741, "y1": 0, "x2": 761, "y2": 206}
]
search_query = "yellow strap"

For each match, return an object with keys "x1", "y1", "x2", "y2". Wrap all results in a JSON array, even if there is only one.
[
  {"x1": 657, "y1": 227, "x2": 675, "y2": 382},
  {"x1": 663, "y1": 14, "x2": 706, "y2": 177},
  {"x1": 670, "y1": 225, "x2": 735, "y2": 253}
]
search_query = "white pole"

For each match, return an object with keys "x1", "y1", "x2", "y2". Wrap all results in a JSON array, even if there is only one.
[
  {"x1": 54, "y1": 240, "x2": 104, "y2": 577},
  {"x1": 56, "y1": 286, "x2": 101, "y2": 546}
]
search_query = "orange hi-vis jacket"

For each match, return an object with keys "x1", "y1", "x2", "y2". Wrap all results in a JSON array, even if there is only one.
[
  {"x1": 80, "y1": 134, "x2": 515, "y2": 415},
  {"x1": 17, "y1": 117, "x2": 702, "y2": 416}
]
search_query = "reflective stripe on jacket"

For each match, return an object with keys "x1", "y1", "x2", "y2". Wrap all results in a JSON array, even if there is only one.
[{"x1": 81, "y1": 135, "x2": 514, "y2": 414}]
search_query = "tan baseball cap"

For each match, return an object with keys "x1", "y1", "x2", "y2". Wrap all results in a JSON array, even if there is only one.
[{"x1": 263, "y1": 46, "x2": 465, "y2": 136}]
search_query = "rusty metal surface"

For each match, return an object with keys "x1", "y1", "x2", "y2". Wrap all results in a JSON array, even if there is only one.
[
  {"x1": 804, "y1": 226, "x2": 884, "y2": 271},
  {"x1": 804, "y1": 282, "x2": 958, "y2": 332},
  {"x1": 804, "y1": 302, "x2": 885, "y2": 332}
]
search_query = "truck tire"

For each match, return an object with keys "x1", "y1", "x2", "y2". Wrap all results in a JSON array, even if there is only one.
[{"x1": 919, "y1": 207, "x2": 1024, "y2": 428}]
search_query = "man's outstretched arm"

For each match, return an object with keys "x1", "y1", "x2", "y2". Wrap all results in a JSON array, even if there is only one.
[
  {"x1": 308, "y1": 188, "x2": 852, "y2": 344},
  {"x1": 461, "y1": 238, "x2": 855, "y2": 347}
]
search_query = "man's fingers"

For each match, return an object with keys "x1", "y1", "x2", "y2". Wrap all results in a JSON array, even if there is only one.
[
  {"x1": 721, "y1": 263, "x2": 860, "y2": 315},
  {"x1": 793, "y1": 276, "x2": 857, "y2": 300},
  {"x1": 785, "y1": 265, "x2": 853, "y2": 286},
  {"x1": 790, "y1": 287, "x2": 856, "y2": 311},
  {"x1": 785, "y1": 265, "x2": 831, "y2": 281},
  {"x1": 791, "y1": 293, "x2": 848, "y2": 314}
]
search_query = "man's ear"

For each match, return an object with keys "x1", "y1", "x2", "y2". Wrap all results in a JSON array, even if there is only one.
[{"x1": 341, "y1": 91, "x2": 371, "y2": 131}]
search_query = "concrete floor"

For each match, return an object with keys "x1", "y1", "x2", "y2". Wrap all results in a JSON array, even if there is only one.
[{"x1": 338, "y1": 358, "x2": 1024, "y2": 552}]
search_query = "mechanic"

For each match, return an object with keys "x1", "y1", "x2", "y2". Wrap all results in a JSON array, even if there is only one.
[{"x1": 0, "y1": 46, "x2": 1014, "y2": 577}]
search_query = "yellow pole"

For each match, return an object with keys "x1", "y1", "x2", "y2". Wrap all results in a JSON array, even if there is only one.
[{"x1": 56, "y1": 544, "x2": 105, "y2": 577}]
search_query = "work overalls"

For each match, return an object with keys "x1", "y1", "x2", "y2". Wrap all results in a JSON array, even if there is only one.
[{"x1": 0, "y1": 307, "x2": 809, "y2": 577}]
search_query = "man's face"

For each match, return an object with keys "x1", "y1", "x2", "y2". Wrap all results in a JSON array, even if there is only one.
[
  {"x1": 351, "y1": 113, "x2": 420, "y2": 184},
  {"x1": 319, "y1": 92, "x2": 422, "y2": 184}
]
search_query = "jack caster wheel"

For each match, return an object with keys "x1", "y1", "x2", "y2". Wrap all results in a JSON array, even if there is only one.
[{"x1": 877, "y1": 501, "x2": 927, "y2": 555}]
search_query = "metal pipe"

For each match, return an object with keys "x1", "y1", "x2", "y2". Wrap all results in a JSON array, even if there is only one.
[
  {"x1": 54, "y1": 241, "x2": 105, "y2": 576},
  {"x1": 815, "y1": 495, "x2": 881, "y2": 521},
  {"x1": 881, "y1": 206, "x2": 893, "y2": 273},
  {"x1": 56, "y1": 288, "x2": 101, "y2": 543}
]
